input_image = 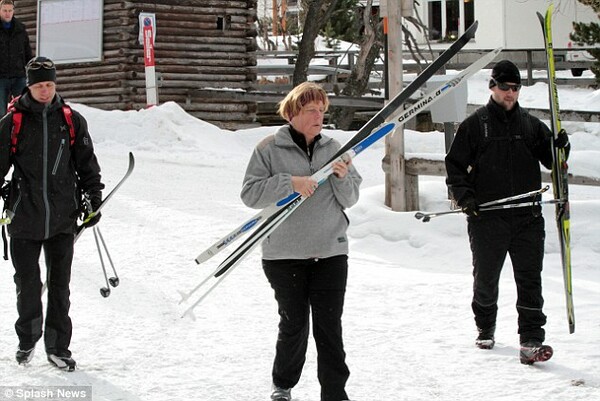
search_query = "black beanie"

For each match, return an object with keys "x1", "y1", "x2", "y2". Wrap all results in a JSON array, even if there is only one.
[
  {"x1": 26, "y1": 56, "x2": 57, "y2": 86},
  {"x1": 491, "y1": 60, "x2": 521, "y2": 85}
]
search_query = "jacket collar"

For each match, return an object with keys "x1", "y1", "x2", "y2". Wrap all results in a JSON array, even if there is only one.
[
  {"x1": 274, "y1": 124, "x2": 331, "y2": 149},
  {"x1": 15, "y1": 91, "x2": 63, "y2": 114},
  {"x1": 487, "y1": 96, "x2": 521, "y2": 121}
]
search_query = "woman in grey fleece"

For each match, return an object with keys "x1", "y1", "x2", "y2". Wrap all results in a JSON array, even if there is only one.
[{"x1": 241, "y1": 82, "x2": 362, "y2": 401}]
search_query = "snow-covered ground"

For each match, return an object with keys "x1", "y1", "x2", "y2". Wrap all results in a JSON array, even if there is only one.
[{"x1": 0, "y1": 71, "x2": 598, "y2": 401}]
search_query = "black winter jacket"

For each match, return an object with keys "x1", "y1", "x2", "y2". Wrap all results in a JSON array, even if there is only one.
[
  {"x1": 0, "y1": 18, "x2": 32, "y2": 79},
  {"x1": 0, "y1": 92, "x2": 104, "y2": 240},
  {"x1": 445, "y1": 98, "x2": 557, "y2": 215}
]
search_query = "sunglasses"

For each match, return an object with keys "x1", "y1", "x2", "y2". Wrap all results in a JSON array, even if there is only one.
[
  {"x1": 27, "y1": 60, "x2": 55, "y2": 70},
  {"x1": 491, "y1": 78, "x2": 521, "y2": 92}
]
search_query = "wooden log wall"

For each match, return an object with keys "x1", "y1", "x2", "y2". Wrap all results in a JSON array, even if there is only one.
[{"x1": 14, "y1": 0, "x2": 259, "y2": 129}]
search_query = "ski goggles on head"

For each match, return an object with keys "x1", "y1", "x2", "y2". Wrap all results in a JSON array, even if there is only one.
[
  {"x1": 490, "y1": 78, "x2": 521, "y2": 92},
  {"x1": 26, "y1": 59, "x2": 55, "y2": 70}
]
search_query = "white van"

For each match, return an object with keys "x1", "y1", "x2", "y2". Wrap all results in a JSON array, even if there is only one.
[{"x1": 566, "y1": 41, "x2": 594, "y2": 77}]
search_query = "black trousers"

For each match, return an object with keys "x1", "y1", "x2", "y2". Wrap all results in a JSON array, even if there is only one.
[
  {"x1": 263, "y1": 255, "x2": 350, "y2": 401},
  {"x1": 11, "y1": 233, "x2": 74, "y2": 356},
  {"x1": 468, "y1": 214, "x2": 547, "y2": 343}
]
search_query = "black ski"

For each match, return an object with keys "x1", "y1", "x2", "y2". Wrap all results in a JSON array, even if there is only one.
[
  {"x1": 327, "y1": 21, "x2": 479, "y2": 163},
  {"x1": 75, "y1": 152, "x2": 135, "y2": 242}
]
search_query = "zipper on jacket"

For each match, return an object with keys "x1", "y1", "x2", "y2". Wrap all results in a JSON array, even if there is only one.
[
  {"x1": 51, "y1": 139, "x2": 65, "y2": 175},
  {"x1": 308, "y1": 143, "x2": 317, "y2": 173},
  {"x1": 42, "y1": 105, "x2": 51, "y2": 239},
  {"x1": 10, "y1": 182, "x2": 22, "y2": 216}
]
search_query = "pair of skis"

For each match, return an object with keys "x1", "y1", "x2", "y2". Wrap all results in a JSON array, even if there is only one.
[
  {"x1": 538, "y1": 4, "x2": 575, "y2": 334},
  {"x1": 181, "y1": 22, "x2": 504, "y2": 316}
]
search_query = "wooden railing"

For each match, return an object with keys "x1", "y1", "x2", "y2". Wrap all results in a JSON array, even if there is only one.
[{"x1": 254, "y1": 47, "x2": 597, "y2": 89}]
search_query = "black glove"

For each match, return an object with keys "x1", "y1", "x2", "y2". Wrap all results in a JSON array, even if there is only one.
[
  {"x1": 460, "y1": 197, "x2": 479, "y2": 217},
  {"x1": 83, "y1": 191, "x2": 102, "y2": 228},
  {"x1": 0, "y1": 180, "x2": 9, "y2": 201},
  {"x1": 554, "y1": 129, "x2": 569, "y2": 149}
]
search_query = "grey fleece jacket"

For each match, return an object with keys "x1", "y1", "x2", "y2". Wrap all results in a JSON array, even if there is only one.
[{"x1": 241, "y1": 125, "x2": 362, "y2": 260}]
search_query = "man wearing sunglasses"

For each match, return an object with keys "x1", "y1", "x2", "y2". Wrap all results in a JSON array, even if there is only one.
[
  {"x1": 0, "y1": 0, "x2": 32, "y2": 115},
  {"x1": 445, "y1": 59, "x2": 570, "y2": 364},
  {"x1": 0, "y1": 56, "x2": 104, "y2": 371}
]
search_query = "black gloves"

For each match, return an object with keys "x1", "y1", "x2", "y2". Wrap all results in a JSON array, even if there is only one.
[
  {"x1": 460, "y1": 197, "x2": 479, "y2": 217},
  {"x1": 82, "y1": 191, "x2": 102, "y2": 228},
  {"x1": 554, "y1": 129, "x2": 569, "y2": 149},
  {"x1": 0, "y1": 180, "x2": 9, "y2": 201}
]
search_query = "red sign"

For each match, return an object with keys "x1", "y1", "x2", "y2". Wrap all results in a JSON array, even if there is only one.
[{"x1": 143, "y1": 23, "x2": 155, "y2": 67}]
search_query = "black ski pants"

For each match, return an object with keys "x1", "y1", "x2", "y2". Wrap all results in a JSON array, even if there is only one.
[
  {"x1": 468, "y1": 214, "x2": 547, "y2": 343},
  {"x1": 263, "y1": 255, "x2": 350, "y2": 401},
  {"x1": 11, "y1": 233, "x2": 74, "y2": 356}
]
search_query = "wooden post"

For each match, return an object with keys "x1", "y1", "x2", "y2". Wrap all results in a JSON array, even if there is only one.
[
  {"x1": 383, "y1": 0, "x2": 408, "y2": 211},
  {"x1": 444, "y1": 122, "x2": 455, "y2": 152},
  {"x1": 526, "y1": 50, "x2": 533, "y2": 86},
  {"x1": 272, "y1": 0, "x2": 278, "y2": 36}
]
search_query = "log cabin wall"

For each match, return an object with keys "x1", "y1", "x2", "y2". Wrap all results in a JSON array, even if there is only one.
[{"x1": 14, "y1": 0, "x2": 259, "y2": 130}]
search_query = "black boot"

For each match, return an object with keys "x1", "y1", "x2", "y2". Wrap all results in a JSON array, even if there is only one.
[
  {"x1": 16, "y1": 346, "x2": 35, "y2": 365},
  {"x1": 270, "y1": 385, "x2": 291, "y2": 401},
  {"x1": 48, "y1": 353, "x2": 77, "y2": 371},
  {"x1": 475, "y1": 325, "x2": 496, "y2": 349},
  {"x1": 520, "y1": 340, "x2": 553, "y2": 365}
]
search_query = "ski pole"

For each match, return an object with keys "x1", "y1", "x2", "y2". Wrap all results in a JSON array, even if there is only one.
[
  {"x1": 93, "y1": 226, "x2": 111, "y2": 298},
  {"x1": 414, "y1": 209, "x2": 461, "y2": 222},
  {"x1": 481, "y1": 198, "x2": 563, "y2": 212},
  {"x1": 95, "y1": 226, "x2": 120, "y2": 288},
  {"x1": 415, "y1": 199, "x2": 564, "y2": 223},
  {"x1": 479, "y1": 185, "x2": 549, "y2": 208},
  {"x1": 415, "y1": 186, "x2": 550, "y2": 222}
]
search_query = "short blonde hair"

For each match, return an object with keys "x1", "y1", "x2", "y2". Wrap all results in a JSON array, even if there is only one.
[
  {"x1": 277, "y1": 82, "x2": 329, "y2": 121},
  {"x1": 0, "y1": 0, "x2": 15, "y2": 7}
]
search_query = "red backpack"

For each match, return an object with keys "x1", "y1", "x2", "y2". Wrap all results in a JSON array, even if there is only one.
[{"x1": 7, "y1": 95, "x2": 76, "y2": 154}]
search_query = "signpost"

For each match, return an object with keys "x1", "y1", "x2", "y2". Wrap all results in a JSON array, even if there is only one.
[{"x1": 139, "y1": 13, "x2": 158, "y2": 106}]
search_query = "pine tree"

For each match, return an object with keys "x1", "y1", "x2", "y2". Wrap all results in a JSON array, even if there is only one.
[
  {"x1": 321, "y1": 0, "x2": 361, "y2": 44},
  {"x1": 571, "y1": 0, "x2": 600, "y2": 84}
]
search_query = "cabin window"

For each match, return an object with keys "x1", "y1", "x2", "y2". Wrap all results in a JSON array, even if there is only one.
[
  {"x1": 428, "y1": 0, "x2": 475, "y2": 41},
  {"x1": 217, "y1": 15, "x2": 231, "y2": 31}
]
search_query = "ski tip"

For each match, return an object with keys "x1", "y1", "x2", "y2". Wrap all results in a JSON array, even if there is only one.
[
  {"x1": 536, "y1": 11, "x2": 544, "y2": 25},
  {"x1": 128, "y1": 152, "x2": 135, "y2": 167},
  {"x1": 177, "y1": 290, "x2": 188, "y2": 305},
  {"x1": 181, "y1": 308, "x2": 196, "y2": 321},
  {"x1": 465, "y1": 20, "x2": 478, "y2": 37}
]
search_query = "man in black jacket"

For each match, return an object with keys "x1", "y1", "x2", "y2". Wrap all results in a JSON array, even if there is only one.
[
  {"x1": 0, "y1": 0, "x2": 32, "y2": 115},
  {"x1": 445, "y1": 60, "x2": 570, "y2": 364},
  {"x1": 0, "y1": 57, "x2": 104, "y2": 371}
]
